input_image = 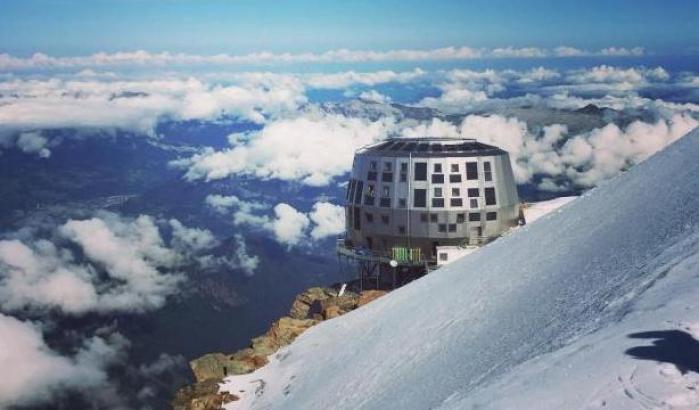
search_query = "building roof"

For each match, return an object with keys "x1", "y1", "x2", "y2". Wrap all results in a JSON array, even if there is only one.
[{"x1": 356, "y1": 137, "x2": 507, "y2": 158}]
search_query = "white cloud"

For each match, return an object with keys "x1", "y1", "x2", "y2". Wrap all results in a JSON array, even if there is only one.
[
  {"x1": 231, "y1": 234, "x2": 259, "y2": 276},
  {"x1": 358, "y1": 89, "x2": 392, "y2": 104},
  {"x1": 178, "y1": 112, "x2": 398, "y2": 186},
  {"x1": 306, "y1": 68, "x2": 425, "y2": 89},
  {"x1": 16, "y1": 131, "x2": 51, "y2": 158},
  {"x1": 0, "y1": 76, "x2": 306, "y2": 140},
  {"x1": 0, "y1": 46, "x2": 646, "y2": 71},
  {"x1": 566, "y1": 65, "x2": 669, "y2": 85},
  {"x1": 168, "y1": 219, "x2": 218, "y2": 253},
  {"x1": 308, "y1": 202, "x2": 345, "y2": 240},
  {"x1": 270, "y1": 203, "x2": 310, "y2": 247},
  {"x1": 600, "y1": 46, "x2": 645, "y2": 56},
  {"x1": 456, "y1": 113, "x2": 699, "y2": 189},
  {"x1": 0, "y1": 212, "x2": 224, "y2": 315},
  {"x1": 400, "y1": 118, "x2": 460, "y2": 139},
  {"x1": 0, "y1": 313, "x2": 125, "y2": 408},
  {"x1": 207, "y1": 195, "x2": 344, "y2": 246},
  {"x1": 490, "y1": 47, "x2": 548, "y2": 58}
]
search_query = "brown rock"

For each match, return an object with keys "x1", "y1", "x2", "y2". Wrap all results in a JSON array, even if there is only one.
[
  {"x1": 289, "y1": 287, "x2": 334, "y2": 319},
  {"x1": 173, "y1": 379, "x2": 239, "y2": 410},
  {"x1": 323, "y1": 304, "x2": 342, "y2": 319},
  {"x1": 357, "y1": 290, "x2": 388, "y2": 307},
  {"x1": 177, "y1": 286, "x2": 389, "y2": 409}
]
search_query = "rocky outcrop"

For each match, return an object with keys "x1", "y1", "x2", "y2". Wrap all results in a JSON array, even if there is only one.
[{"x1": 173, "y1": 286, "x2": 388, "y2": 410}]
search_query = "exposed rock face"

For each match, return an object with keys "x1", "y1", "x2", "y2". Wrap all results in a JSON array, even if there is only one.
[
  {"x1": 172, "y1": 379, "x2": 239, "y2": 410},
  {"x1": 173, "y1": 286, "x2": 388, "y2": 410}
]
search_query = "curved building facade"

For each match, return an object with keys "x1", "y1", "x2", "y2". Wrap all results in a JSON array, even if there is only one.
[{"x1": 343, "y1": 137, "x2": 521, "y2": 261}]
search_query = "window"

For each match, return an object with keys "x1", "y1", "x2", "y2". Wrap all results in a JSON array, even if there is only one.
[
  {"x1": 451, "y1": 188, "x2": 460, "y2": 197},
  {"x1": 467, "y1": 188, "x2": 479, "y2": 197},
  {"x1": 430, "y1": 213, "x2": 438, "y2": 223},
  {"x1": 431, "y1": 174, "x2": 445, "y2": 184},
  {"x1": 434, "y1": 187, "x2": 443, "y2": 197},
  {"x1": 469, "y1": 212, "x2": 481, "y2": 222},
  {"x1": 486, "y1": 211, "x2": 497, "y2": 221},
  {"x1": 384, "y1": 162, "x2": 392, "y2": 171},
  {"x1": 380, "y1": 198, "x2": 391, "y2": 208},
  {"x1": 434, "y1": 163, "x2": 442, "y2": 173},
  {"x1": 382, "y1": 172, "x2": 393, "y2": 182},
  {"x1": 364, "y1": 184, "x2": 375, "y2": 205},
  {"x1": 449, "y1": 174, "x2": 462, "y2": 183},
  {"x1": 353, "y1": 206, "x2": 361, "y2": 230},
  {"x1": 456, "y1": 213, "x2": 465, "y2": 223},
  {"x1": 346, "y1": 179, "x2": 354, "y2": 201},
  {"x1": 398, "y1": 198, "x2": 406, "y2": 208},
  {"x1": 466, "y1": 162, "x2": 478, "y2": 180},
  {"x1": 370, "y1": 161, "x2": 377, "y2": 170},
  {"x1": 381, "y1": 214, "x2": 389, "y2": 225},
  {"x1": 365, "y1": 213, "x2": 374, "y2": 222},
  {"x1": 484, "y1": 161, "x2": 493, "y2": 182},
  {"x1": 367, "y1": 171, "x2": 377, "y2": 181},
  {"x1": 439, "y1": 252, "x2": 448, "y2": 261},
  {"x1": 432, "y1": 198, "x2": 445, "y2": 208},
  {"x1": 400, "y1": 173, "x2": 407, "y2": 182},
  {"x1": 382, "y1": 186, "x2": 390, "y2": 197},
  {"x1": 398, "y1": 225, "x2": 406, "y2": 234},
  {"x1": 451, "y1": 164, "x2": 459, "y2": 172},
  {"x1": 413, "y1": 189, "x2": 427, "y2": 207},
  {"x1": 485, "y1": 187, "x2": 497, "y2": 205},
  {"x1": 420, "y1": 213, "x2": 428, "y2": 223},
  {"x1": 450, "y1": 198, "x2": 463, "y2": 207},
  {"x1": 414, "y1": 162, "x2": 427, "y2": 181},
  {"x1": 470, "y1": 198, "x2": 479, "y2": 208},
  {"x1": 400, "y1": 162, "x2": 408, "y2": 173},
  {"x1": 353, "y1": 180, "x2": 363, "y2": 204},
  {"x1": 448, "y1": 224, "x2": 457, "y2": 232},
  {"x1": 438, "y1": 224, "x2": 447, "y2": 232}
]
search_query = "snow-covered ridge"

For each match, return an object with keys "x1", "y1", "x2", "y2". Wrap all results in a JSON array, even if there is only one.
[{"x1": 222, "y1": 127, "x2": 699, "y2": 409}]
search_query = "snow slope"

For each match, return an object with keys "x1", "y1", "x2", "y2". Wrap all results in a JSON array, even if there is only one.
[
  {"x1": 222, "y1": 127, "x2": 699, "y2": 409},
  {"x1": 523, "y1": 196, "x2": 578, "y2": 224}
]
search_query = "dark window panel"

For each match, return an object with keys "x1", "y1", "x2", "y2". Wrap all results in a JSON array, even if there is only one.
[
  {"x1": 380, "y1": 197, "x2": 392, "y2": 208},
  {"x1": 486, "y1": 211, "x2": 497, "y2": 221},
  {"x1": 438, "y1": 224, "x2": 447, "y2": 232},
  {"x1": 413, "y1": 189, "x2": 427, "y2": 207},
  {"x1": 469, "y1": 212, "x2": 481, "y2": 222},
  {"x1": 414, "y1": 162, "x2": 427, "y2": 181},
  {"x1": 448, "y1": 224, "x2": 457, "y2": 232},
  {"x1": 367, "y1": 171, "x2": 377, "y2": 181},
  {"x1": 466, "y1": 162, "x2": 478, "y2": 180},
  {"x1": 468, "y1": 188, "x2": 480, "y2": 197},
  {"x1": 382, "y1": 172, "x2": 393, "y2": 182},
  {"x1": 432, "y1": 198, "x2": 445, "y2": 208},
  {"x1": 431, "y1": 174, "x2": 444, "y2": 184},
  {"x1": 449, "y1": 174, "x2": 462, "y2": 183},
  {"x1": 485, "y1": 187, "x2": 497, "y2": 205},
  {"x1": 450, "y1": 198, "x2": 463, "y2": 207},
  {"x1": 353, "y1": 181, "x2": 364, "y2": 204}
]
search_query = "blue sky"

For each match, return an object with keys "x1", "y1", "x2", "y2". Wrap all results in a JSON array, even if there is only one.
[{"x1": 1, "y1": 0, "x2": 698, "y2": 56}]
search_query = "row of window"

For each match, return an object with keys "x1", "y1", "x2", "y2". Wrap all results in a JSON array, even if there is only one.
[
  {"x1": 349, "y1": 179, "x2": 497, "y2": 208},
  {"x1": 369, "y1": 160, "x2": 493, "y2": 183},
  {"x1": 364, "y1": 211, "x2": 498, "y2": 228},
  {"x1": 414, "y1": 187, "x2": 497, "y2": 208}
]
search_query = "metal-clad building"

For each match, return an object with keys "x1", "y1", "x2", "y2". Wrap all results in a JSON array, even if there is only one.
[{"x1": 342, "y1": 137, "x2": 521, "y2": 263}]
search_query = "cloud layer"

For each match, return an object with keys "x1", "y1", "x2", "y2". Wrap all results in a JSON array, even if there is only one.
[
  {"x1": 206, "y1": 195, "x2": 345, "y2": 247},
  {"x1": 0, "y1": 46, "x2": 645, "y2": 70},
  {"x1": 0, "y1": 212, "x2": 229, "y2": 315}
]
